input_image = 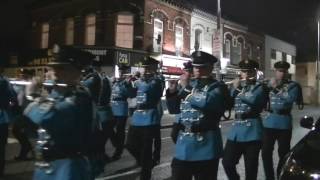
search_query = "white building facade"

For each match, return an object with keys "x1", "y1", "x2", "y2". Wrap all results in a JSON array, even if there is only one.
[
  {"x1": 190, "y1": 9, "x2": 217, "y2": 55},
  {"x1": 265, "y1": 35, "x2": 296, "y2": 79}
]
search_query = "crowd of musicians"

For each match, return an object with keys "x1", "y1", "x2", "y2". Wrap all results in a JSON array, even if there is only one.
[{"x1": 0, "y1": 45, "x2": 303, "y2": 180}]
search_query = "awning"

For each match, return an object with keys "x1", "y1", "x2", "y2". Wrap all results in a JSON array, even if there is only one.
[{"x1": 73, "y1": 46, "x2": 147, "y2": 66}]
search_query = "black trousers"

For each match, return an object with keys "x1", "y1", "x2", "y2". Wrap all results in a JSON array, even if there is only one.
[
  {"x1": 12, "y1": 115, "x2": 34, "y2": 158},
  {"x1": 153, "y1": 125, "x2": 161, "y2": 164},
  {"x1": 101, "y1": 121, "x2": 116, "y2": 157},
  {"x1": 171, "y1": 158, "x2": 219, "y2": 180},
  {"x1": 110, "y1": 116, "x2": 128, "y2": 156},
  {"x1": 262, "y1": 128, "x2": 292, "y2": 180},
  {"x1": 126, "y1": 126, "x2": 158, "y2": 180},
  {"x1": 222, "y1": 140, "x2": 262, "y2": 180},
  {"x1": 0, "y1": 124, "x2": 8, "y2": 176}
]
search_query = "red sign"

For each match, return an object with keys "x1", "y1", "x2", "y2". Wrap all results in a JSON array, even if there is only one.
[{"x1": 162, "y1": 66, "x2": 183, "y2": 75}]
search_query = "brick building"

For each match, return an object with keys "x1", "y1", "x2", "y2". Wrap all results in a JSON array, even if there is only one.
[
  {"x1": 4, "y1": 0, "x2": 267, "y2": 80},
  {"x1": 4, "y1": 0, "x2": 191, "y2": 77},
  {"x1": 221, "y1": 20, "x2": 265, "y2": 79},
  {"x1": 188, "y1": 8, "x2": 265, "y2": 80}
]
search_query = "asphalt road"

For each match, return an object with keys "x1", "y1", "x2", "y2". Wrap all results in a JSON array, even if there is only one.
[{"x1": 2, "y1": 105, "x2": 318, "y2": 180}]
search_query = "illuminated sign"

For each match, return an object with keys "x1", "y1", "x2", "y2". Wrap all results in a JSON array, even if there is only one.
[
  {"x1": 162, "y1": 66, "x2": 183, "y2": 75},
  {"x1": 117, "y1": 51, "x2": 130, "y2": 65}
]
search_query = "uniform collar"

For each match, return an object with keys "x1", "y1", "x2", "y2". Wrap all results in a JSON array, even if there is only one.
[
  {"x1": 141, "y1": 75, "x2": 154, "y2": 82},
  {"x1": 193, "y1": 77, "x2": 216, "y2": 88},
  {"x1": 50, "y1": 86, "x2": 74, "y2": 99}
]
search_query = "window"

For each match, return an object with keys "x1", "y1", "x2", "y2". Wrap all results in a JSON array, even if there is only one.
[
  {"x1": 194, "y1": 29, "x2": 202, "y2": 51},
  {"x1": 40, "y1": 23, "x2": 49, "y2": 49},
  {"x1": 237, "y1": 42, "x2": 242, "y2": 63},
  {"x1": 231, "y1": 42, "x2": 242, "y2": 65},
  {"x1": 286, "y1": 55, "x2": 295, "y2": 74},
  {"x1": 85, "y1": 14, "x2": 96, "y2": 45},
  {"x1": 276, "y1": 51, "x2": 282, "y2": 61},
  {"x1": 175, "y1": 26, "x2": 183, "y2": 56},
  {"x1": 116, "y1": 14, "x2": 134, "y2": 48},
  {"x1": 65, "y1": 18, "x2": 74, "y2": 45},
  {"x1": 271, "y1": 49, "x2": 276, "y2": 59},
  {"x1": 282, "y1": 52, "x2": 287, "y2": 61},
  {"x1": 247, "y1": 44, "x2": 252, "y2": 59},
  {"x1": 153, "y1": 19, "x2": 163, "y2": 53},
  {"x1": 224, "y1": 39, "x2": 231, "y2": 59},
  {"x1": 256, "y1": 45, "x2": 261, "y2": 60}
]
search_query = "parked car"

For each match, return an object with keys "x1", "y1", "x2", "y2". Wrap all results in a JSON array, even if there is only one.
[{"x1": 279, "y1": 116, "x2": 320, "y2": 180}]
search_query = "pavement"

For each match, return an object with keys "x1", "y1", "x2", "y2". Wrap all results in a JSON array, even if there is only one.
[{"x1": 2, "y1": 105, "x2": 318, "y2": 180}]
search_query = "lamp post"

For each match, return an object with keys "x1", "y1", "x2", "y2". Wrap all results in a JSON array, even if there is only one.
[
  {"x1": 317, "y1": 20, "x2": 320, "y2": 105},
  {"x1": 215, "y1": 0, "x2": 222, "y2": 80}
]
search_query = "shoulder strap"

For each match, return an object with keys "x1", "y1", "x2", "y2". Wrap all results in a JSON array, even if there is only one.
[
  {"x1": 200, "y1": 79, "x2": 220, "y2": 92},
  {"x1": 288, "y1": 81, "x2": 304, "y2": 109},
  {"x1": 287, "y1": 81, "x2": 298, "y2": 91},
  {"x1": 251, "y1": 83, "x2": 263, "y2": 92}
]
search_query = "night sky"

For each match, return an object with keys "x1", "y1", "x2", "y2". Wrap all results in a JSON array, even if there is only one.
[
  {"x1": 0, "y1": 0, "x2": 32, "y2": 61},
  {"x1": 1, "y1": 0, "x2": 320, "y2": 63}
]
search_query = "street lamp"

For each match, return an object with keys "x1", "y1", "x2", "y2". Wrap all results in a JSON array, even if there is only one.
[
  {"x1": 215, "y1": 0, "x2": 222, "y2": 80},
  {"x1": 317, "y1": 20, "x2": 320, "y2": 105}
]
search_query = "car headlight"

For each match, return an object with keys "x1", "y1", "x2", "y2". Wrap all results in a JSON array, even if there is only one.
[{"x1": 309, "y1": 172, "x2": 320, "y2": 179}]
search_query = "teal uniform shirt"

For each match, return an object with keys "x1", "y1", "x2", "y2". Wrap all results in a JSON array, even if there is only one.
[
  {"x1": 227, "y1": 82, "x2": 268, "y2": 142},
  {"x1": 81, "y1": 72, "x2": 113, "y2": 123},
  {"x1": 111, "y1": 79, "x2": 135, "y2": 117},
  {"x1": 0, "y1": 76, "x2": 17, "y2": 124},
  {"x1": 24, "y1": 86, "x2": 93, "y2": 180},
  {"x1": 131, "y1": 75, "x2": 163, "y2": 126},
  {"x1": 81, "y1": 72, "x2": 101, "y2": 103},
  {"x1": 174, "y1": 79, "x2": 226, "y2": 161},
  {"x1": 263, "y1": 81, "x2": 300, "y2": 130}
]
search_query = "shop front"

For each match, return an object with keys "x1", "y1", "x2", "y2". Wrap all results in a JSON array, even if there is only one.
[
  {"x1": 74, "y1": 46, "x2": 146, "y2": 77},
  {"x1": 160, "y1": 54, "x2": 190, "y2": 89}
]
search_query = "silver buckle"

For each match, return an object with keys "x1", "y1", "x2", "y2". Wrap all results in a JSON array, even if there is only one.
[{"x1": 35, "y1": 161, "x2": 54, "y2": 174}]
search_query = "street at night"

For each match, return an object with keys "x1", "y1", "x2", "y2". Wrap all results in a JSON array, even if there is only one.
[
  {"x1": 2, "y1": 105, "x2": 317, "y2": 180},
  {"x1": 1, "y1": 0, "x2": 320, "y2": 180}
]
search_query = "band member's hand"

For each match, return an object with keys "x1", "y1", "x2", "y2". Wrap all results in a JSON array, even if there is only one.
[
  {"x1": 233, "y1": 78, "x2": 241, "y2": 89},
  {"x1": 125, "y1": 75, "x2": 132, "y2": 83},
  {"x1": 110, "y1": 77, "x2": 116, "y2": 83},
  {"x1": 45, "y1": 70, "x2": 56, "y2": 81},
  {"x1": 270, "y1": 78, "x2": 277, "y2": 89},
  {"x1": 180, "y1": 74, "x2": 190, "y2": 88}
]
